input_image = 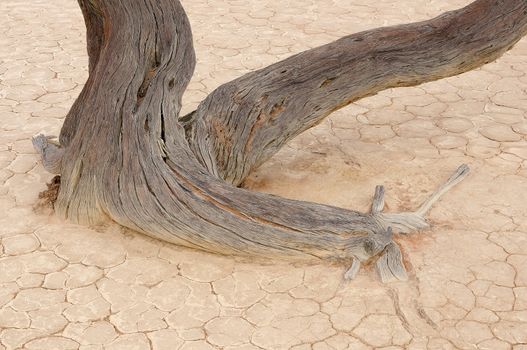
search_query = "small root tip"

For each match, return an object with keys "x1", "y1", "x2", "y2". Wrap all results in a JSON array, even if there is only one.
[
  {"x1": 371, "y1": 185, "x2": 386, "y2": 214},
  {"x1": 454, "y1": 164, "x2": 470, "y2": 179},
  {"x1": 344, "y1": 258, "x2": 361, "y2": 280},
  {"x1": 32, "y1": 134, "x2": 47, "y2": 150}
]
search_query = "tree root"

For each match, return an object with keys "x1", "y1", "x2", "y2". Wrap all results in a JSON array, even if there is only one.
[
  {"x1": 376, "y1": 241, "x2": 408, "y2": 283},
  {"x1": 345, "y1": 164, "x2": 470, "y2": 282},
  {"x1": 373, "y1": 164, "x2": 470, "y2": 233}
]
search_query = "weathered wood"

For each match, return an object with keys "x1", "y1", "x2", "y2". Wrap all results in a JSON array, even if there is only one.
[
  {"x1": 59, "y1": 0, "x2": 106, "y2": 147},
  {"x1": 34, "y1": 0, "x2": 527, "y2": 280},
  {"x1": 376, "y1": 241, "x2": 408, "y2": 283},
  {"x1": 53, "y1": 0, "x2": 387, "y2": 264},
  {"x1": 185, "y1": 0, "x2": 527, "y2": 186},
  {"x1": 32, "y1": 134, "x2": 63, "y2": 174},
  {"x1": 376, "y1": 164, "x2": 470, "y2": 233}
]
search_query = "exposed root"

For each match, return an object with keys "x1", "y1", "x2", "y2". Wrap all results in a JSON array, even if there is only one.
[
  {"x1": 376, "y1": 242, "x2": 408, "y2": 282},
  {"x1": 374, "y1": 164, "x2": 470, "y2": 234},
  {"x1": 344, "y1": 257, "x2": 361, "y2": 280},
  {"x1": 345, "y1": 164, "x2": 470, "y2": 282}
]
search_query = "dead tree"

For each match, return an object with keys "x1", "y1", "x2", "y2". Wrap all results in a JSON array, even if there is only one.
[{"x1": 33, "y1": 0, "x2": 527, "y2": 282}]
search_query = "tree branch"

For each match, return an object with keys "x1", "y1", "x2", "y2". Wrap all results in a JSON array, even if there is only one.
[{"x1": 185, "y1": 0, "x2": 527, "y2": 186}]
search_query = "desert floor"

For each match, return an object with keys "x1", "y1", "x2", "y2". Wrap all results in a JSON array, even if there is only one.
[{"x1": 1, "y1": 0, "x2": 527, "y2": 349}]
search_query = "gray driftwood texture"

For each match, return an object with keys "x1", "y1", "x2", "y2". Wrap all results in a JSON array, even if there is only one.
[{"x1": 34, "y1": 0, "x2": 527, "y2": 282}]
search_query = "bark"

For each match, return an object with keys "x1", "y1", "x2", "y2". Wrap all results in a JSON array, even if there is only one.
[
  {"x1": 185, "y1": 0, "x2": 527, "y2": 185},
  {"x1": 36, "y1": 0, "x2": 527, "y2": 269},
  {"x1": 54, "y1": 0, "x2": 384, "y2": 263}
]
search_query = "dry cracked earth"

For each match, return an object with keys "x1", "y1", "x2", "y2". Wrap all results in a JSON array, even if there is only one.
[{"x1": 1, "y1": 0, "x2": 527, "y2": 349}]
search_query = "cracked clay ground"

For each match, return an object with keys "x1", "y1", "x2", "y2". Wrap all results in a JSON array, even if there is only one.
[{"x1": 1, "y1": 0, "x2": 527, "y2": 349}]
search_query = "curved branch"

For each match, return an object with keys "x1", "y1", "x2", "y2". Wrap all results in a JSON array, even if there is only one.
[{"x1": 185, "y1": 0, "x2": 527, "y2": 186}]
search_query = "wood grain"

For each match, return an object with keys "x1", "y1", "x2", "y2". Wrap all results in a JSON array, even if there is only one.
[
  {"x1": 36, "y1": 0, "x2": 527, "y2": 270},
  {"x1": 185, "y1": 0, "x2": 527, "y2": 186}
]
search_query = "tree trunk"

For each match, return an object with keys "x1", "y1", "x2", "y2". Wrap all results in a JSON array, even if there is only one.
[{"x1": 34, "y1": 0, "x2": 527, "y2": 279}]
